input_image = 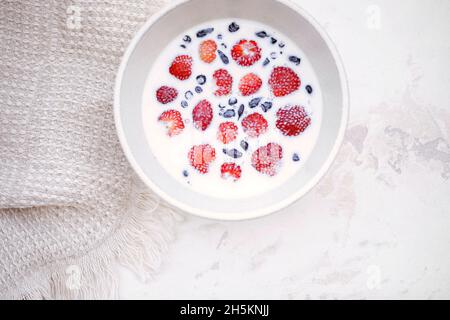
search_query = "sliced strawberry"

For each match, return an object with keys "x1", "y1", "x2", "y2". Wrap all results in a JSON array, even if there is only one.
[
  {"x1": 268, "y1": 66, "x2": 301, "y2": 97},
  {"x1": 239, "y1": 73, "x2": 262, "y2": 96},
  {"x1": 213, "y1": 69, "x2": 233, "y2": 96},
  {"x1": 220, "y1": 163, "x2": 242, "y2": 181},
  {"x1": 217, "y1": 122, "x2": 238, "y2": 144},
  {"x1": 192, "y1": 99, "x2": 213, "y2": 131},
  {"x1": 169, "y1": 55, "x2": 193, "y2": 80},
  {"x1": 276, "y1": 105, "x2": 311, "y2": 136},
  {"x1": 251, "y1": 143, "x2": 283, "y2": 176},
  {"x1": 199, "y1": 39, "x2": 217, "y2": 63},
  {"x1": 241, "y1": 113, "x2": 268, "y2": 138},
  {"x1": 156, "y1": 86, "x2": 178, "y2": 104},
  {"x1": 188, "y1": 144, "x2": 216, "y2": 174},
  {"x1": 231, "y1": 39, "x2": 262, "y2": 67},
  {"x1": 158, "y1": 110, "x2": 185, "y2": 137}
]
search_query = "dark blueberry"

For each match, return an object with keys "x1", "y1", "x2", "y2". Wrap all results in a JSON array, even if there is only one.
[
  {"x1": 271, "y1": 37, "x2": 278, "y2": 44},
  {"x1": 183, "y1": 35, "x2": 192, "y2": 43},
  {"x1": 270, "y1": 52, "x2": 277, "y2": 59},
  {"x1": 217, "y1": 34, "x2": 223, "y2": 40},
  {"x1": 305, "y1": 85, "x2": 313, "y2": 94},
  {"x1": 292, "y1": 153, "x2": 300, "y2": 162},
  {"x1": 218, "y1": 50, "x2": 229, "y2": 64},
  {"x1": 196, "y1": 75, "x2": 206, "y2": 85},
  {"x1": 223, "y1": 109, "x2": 235, "y2": 118},
  {"x1": 228, "y1": 97, "x2": 238, "y2": 105},
  {"x1": 256, "y1": 31, "x2": 269, "y2": 38},
  {"x1": 240, "y1": 140, "x2": 249, "y2": 151},
  {"x1": 195, "y1": 86, "x2": 203, "y2": 93},
  {"x1": 278, "y1": 42, "x2": 285, "y2": 48},
  {"x1": 196, "y1": 28, "x2": 214, "y2": 38},
  {"x1": 237, "y1": 104, "x2": 245, "y2": 119},
  {"x1": 289, "y1": 55, "x2": 301, "y2": 65},
  {"x1": 228, "y1": 22, "x2": 240, "y2": 33},
  {"x1": 263, "y1": 58, "x2": 270, "y2": 67},
  {"x1": 180, "y1": 44, "x2": 186, "y2": 49},
  {"x1": 181, "y1": 100, "x2": 188, "y2": 108},
  {"x1": 185, "y1": 90, "x2": 193, "y2": 100},
  {"x1": 261, "y1": 101, "x2": 273, "y2": 112},
  {"x1": 226, "y1": 148, "x2": 243, "y2": 159},
  {"x1": 182, "y1": 170, "x2": 189, "y2": 177},
  {"x1": 249, "y1": 97, "x2": 262, "y2": 108}
]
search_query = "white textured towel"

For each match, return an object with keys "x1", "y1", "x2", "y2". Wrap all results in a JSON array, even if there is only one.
[{"x1": 0, "y1": 0, "x2": 178, "y2": 299}]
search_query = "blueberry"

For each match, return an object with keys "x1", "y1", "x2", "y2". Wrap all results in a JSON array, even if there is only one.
[
  {"x1": 228, "y1": 97, "x2": 237, "y2": 105},
  {"x1": 181, "y1": 100, "x2": 188, "y2": 108},
  {"x1": 222, "y1": 148, "x2": 228, "y2": 154},
  {"x1": 218, "y1": 50, "x2": 229, "y2": 64},
  {"x1": 261, "y1": 101, "x2": 272, "y2": 112},
  {"x1": 306, "y1": 85, "x2": 313, "y2": 94},
  {"x1": 228, "y1": 22, "x2": 240, "y2": 33},
  {"x1": 249, "y1": 97, "x2": 262, "y2": 108},
  {"x1": 237, "y1": 104, "x2": 245, "y2": 119},
  {"x1": 223, "y1": 109, "x2": 235, "y2": 118},
  {"x1": 292, "y1": 153, "x2": 300, "y2": 162},
  {"x1": 180, "y1": 44, "x2": 186, "y2": 49},
  {"x1": 256, "y1": 31, "x2": 269, "y2": 38},
  {"x1": 183, "y1": 35, "x2": 192, "y2": 43},
  {"x1": 271, "y1": 37, "x2": 277, "y2": 44},
  {"x1": 217, "y1": 34, "x2": 223, "y2": 40},
  {"x1": 185, "y1": 90, "x2": 193, "y2": 100},
  {"x1": 196, "y1": 28, "x2": 214, "y2": 38},
  {"x1": 183, "y1": 170, "x2": 189, "y2": 177},
  {"x1": 278, "y1": 42, "x2": 285, "y2": 48},
  {"x1": 195, "y1": 86, "x2": 203, "y2": 93},
  {"x1": 240, "y1": 140, "x2": 249, "y2": 151},
  {"x1": 289, "y1": 55, "x2": 301, "y2": 65},
  {"x1": 226, "y1": 148, "x2": 243, "y2": 159},
  {"x1": 270, "y1": 52, "x2": 277, "y2": 59},
  {"x1": 263, "y1": 58, "x2": 270, "y2": 66},
  {"x1": 196, "y1": 75, "x2": 206, "y2": 85}
]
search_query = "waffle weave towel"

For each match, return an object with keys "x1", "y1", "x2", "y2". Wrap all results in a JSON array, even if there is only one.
[{"x1": 0, "y1": 0, "x2": 177, "y2": 299}]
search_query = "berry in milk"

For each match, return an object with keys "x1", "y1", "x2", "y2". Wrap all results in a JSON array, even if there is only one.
[{"x1": 142, "y1": 19, "x2": 323, "y2": 199}]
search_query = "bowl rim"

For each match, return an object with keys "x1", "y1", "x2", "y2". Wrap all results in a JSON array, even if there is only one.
[{"x1": 114, "y1": 0, "x2": 350, "y2": 221}]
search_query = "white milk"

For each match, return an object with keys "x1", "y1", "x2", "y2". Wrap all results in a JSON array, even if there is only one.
[{"x1": 142, "y1": 19, "x2": 322, "y2": 199}]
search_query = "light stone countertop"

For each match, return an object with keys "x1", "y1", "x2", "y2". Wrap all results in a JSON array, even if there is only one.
[{"x1": 119, "y1": 0, "x2": 450, "y2": 299}]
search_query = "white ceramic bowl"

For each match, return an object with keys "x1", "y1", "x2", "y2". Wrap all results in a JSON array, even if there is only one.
[{"x1": 114, "y1": 0, "x2": 349, "y2": 220}]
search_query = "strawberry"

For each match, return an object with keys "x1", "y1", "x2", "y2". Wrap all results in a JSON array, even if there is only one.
[
  {"x1": 199, "y1": 39, "x2": 217, "y2": 63},
  {"x1": 213, "y1": 69, "x2": 233, "y2": 96},
  {"x1": 239, "y1": 73, "x2": 262, "y2": 96},
  {"x1": 188, "y1": 144, "x2": 216, "y2": 174},
  {"x1": 156, "y1": 86, "x2": 178, "y2": 104},
  {"x1": 251, "y1": 143, "x2": 283, "y2": 176},
  {"x1": 192, "y1": 99, "x2": 213, "y2": 131},
  {"x1": 241, "y1": 113, "x2": 268, "y2": 138},
  {"x1": 276, "y1": 105, "x2": 311, "y2": 136},
  {"x1": 169, "y1": 55, "x2": 193, "y2": 80},
  {"x1": 231, "y1": 39, "x2": 262, "y2": 66},
  {"x1": 268, "y1": 66, "x2": 301, "y2": 97},
  {"x1": 217, "y1": 122, "x2": 238, "y2": 144},
  {"x1": 158, "y1": 110, "x2": 185, "y2": 137},
  {"x1": 220, "y1": 163, "x2": 242, "y2": 181}
]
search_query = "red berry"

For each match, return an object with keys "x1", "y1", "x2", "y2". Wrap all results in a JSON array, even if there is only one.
[
  {"x1": 169, "y1": 55, "x2": 193, "y2": 80},
  {"x1": 241, "y1": 113, "x2": 268, "y2": 138},
  {"x1": 220, "y1": 163, "x2": 242, "y2": 181},
  {"x1": 199, "y1": 39, "x2": 217, "y2": 63},
  {"x1": 231, "y1": 39, "x2": 262, "y2": 67},
  {"x1": 239, "y1": 73, "x2": 262, "y2": 96},
  {"x1": 156, "y1": 86, "x2": 178, "y2": 104},
  {"x1": 158, "y1": 110, "x2": 185, "y2": 137},
  {"x1": 268, "y1": 66, "x2": 301, "y2": 97},
  {"x1": 192, "y1": 99, "x2": 213, "y2": 131},
  {"x1": 213, "y1": 69, "x2": 233, "y2": 96},
  {"x1": 217, "y1": 122, "x2": 238, "y2": 144},
  {"x1": 251, "y1": 143, "x2": 283, "y2": 176},
  {"x1": 188, "y1": 144, "x2": 216, "y2": 174},
  {"x1": 276, "y1": 105, "x2": 311, "y2": 136}
]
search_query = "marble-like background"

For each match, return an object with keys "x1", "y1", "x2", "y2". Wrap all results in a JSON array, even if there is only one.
[{"x1": 120, "y1": 0, "x2": 450, "y2": 299}]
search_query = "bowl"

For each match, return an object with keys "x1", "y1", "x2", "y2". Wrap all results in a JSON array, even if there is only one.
[{"x1": 114, "y1": 0, "x2": 349, "y2": 220}]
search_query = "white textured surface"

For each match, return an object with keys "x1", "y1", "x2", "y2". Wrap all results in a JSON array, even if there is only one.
[{"x1": 119, "y1": 0, "x2": 450, "y2": 299}]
